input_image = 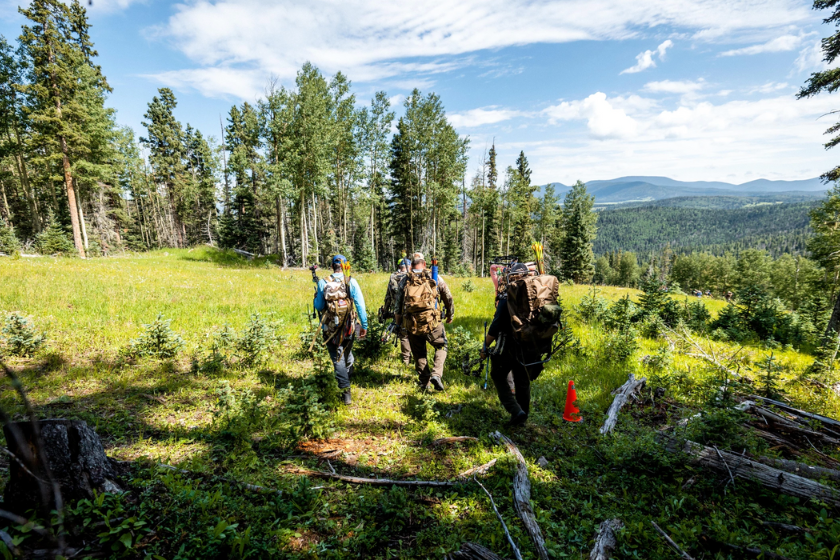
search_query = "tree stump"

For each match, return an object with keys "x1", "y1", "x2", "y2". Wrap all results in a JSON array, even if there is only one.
[{"x1": 4, "y1": 419, "x2": 122, "y2": 514}]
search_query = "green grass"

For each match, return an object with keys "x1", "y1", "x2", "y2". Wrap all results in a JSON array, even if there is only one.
[{"x1": 1, "y1": 247, "x2": 839, "y2": 559}]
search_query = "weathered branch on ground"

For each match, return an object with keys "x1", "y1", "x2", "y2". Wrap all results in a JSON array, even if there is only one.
[
  {"x1": 458, "y1": 459, "x2": 497, "y2": 478},
  {"x1": 759, "y1": 521, "x2": 811, "y2": 534},
  {"x1": 490, "y1": 431, "x2": 549, "y2": 560},
  {"x1": 156, "y1": 463, "x2": 282, "y2": 495},
  {"x1": 0, "y1": 509, "x2": 49, "y2": 537},
  {"x1": 702, "y1": 535, "x2": 794, "y2": 560},
  {"x1": 600, "y1": 374, "x2": 646, "y2": 435},
  {"x1": 431, "y1": 436, "x2": 479, "y2": 446},
  {"x1": 651, "y1": 521, "x2": 695, "y2": 560},
  {"x1": 589, "y1": 518, "x2": 623, "y2": 560},
  {"x1": 474, "y1": 476, "x2": 523, "y2": 560},
  {"x1": 749, "y1": 395, "x2": 840, "y2": 432},
  {"x1": 753, "y1": 456, "x2": 840, "y2": 483},
  {"x1": 664, "y1": 325, "x2": 742, "y2": 379},
  {"x1": 307, "y1": 469, "x2": 460, "y2": 487},
  {"x1": 750, "y1": 406, "x2": 840, "y2": 445},
  {"x1": 666, "y1": 438, "x2": 840, "y2": 508},
  {"x1": 445, "y1": 542, "x2": 509, "y2": 560}
]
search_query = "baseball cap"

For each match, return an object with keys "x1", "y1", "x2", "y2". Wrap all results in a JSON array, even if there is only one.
[{"x1": 332, "y1": 255, "x2": 347, "y2": 265}]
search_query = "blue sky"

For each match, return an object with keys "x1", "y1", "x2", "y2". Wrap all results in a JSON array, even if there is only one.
[{"x1": 2, "y1": 0, "x2": 839, "y2": 185}]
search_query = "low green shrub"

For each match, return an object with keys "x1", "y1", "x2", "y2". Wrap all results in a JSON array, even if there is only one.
[
  {"x1": 0, "y1": 312, "x2": 46, "y2": 357},
  {"x1": 125, "y1": 313, "x2": 184, "y2": 359}
]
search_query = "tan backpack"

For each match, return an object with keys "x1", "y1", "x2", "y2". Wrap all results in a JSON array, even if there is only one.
[
  {"x1": 506, "y1": 274, "x2": 561, "y2": 345},
  {"x1": 401, "y1": 270, "x2": 440, "y2": 335}
]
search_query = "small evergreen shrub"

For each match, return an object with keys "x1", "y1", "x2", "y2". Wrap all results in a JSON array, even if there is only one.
[
  {"x1": 602, "y1": 328, "x2": 639, "y2": 363},
  {"x1": 576, "y1": 286, "x2": 609, "y2": 322},
  {"x1": 354, "y1": 316, "x2": 388, "y2": 360},
  {"x1": 126, "y1": 313, "x2": 185, "y2": 359},
  {"x1": 445, "y1": 325, "x2": 480, "y2": 376},
  {"x1": 461, "y1": 279, "x2": 475, "y2": 293},
  {"x1": 0, "y1": 313, "x2": 46, "y2": 357},
  {"x1": 36, "y1": 212, "x2": 75, "y2": 255},
  {"x1": 0, "y1": 219, "x2": 20, "y2": 254},
  {"x1": 604, "y1": 295, "x2": 638, "y2": 331},
  {"x1": 235, "y1": 313, "x2": 277, "y2": 366},
  {"x1": 758, "y1": 353, "x2": 784, "y2": 399}
]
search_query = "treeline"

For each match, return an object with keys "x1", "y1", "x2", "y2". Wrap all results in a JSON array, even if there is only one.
[
  {"x1": 594, "y1": 203, "x2": 815, "y2": 258},
  {"x1": 0, "y1": 0, "x2": 601, "y2": 277}
]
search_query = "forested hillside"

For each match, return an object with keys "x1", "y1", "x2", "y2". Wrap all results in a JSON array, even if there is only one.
[{"x1": 594, "y1": 202, "x2": 815, "y2": 257}]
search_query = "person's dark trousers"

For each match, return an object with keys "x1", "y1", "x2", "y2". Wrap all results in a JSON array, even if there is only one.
[
  {"x1": 490, "y1": 351, "x2": 542, "y2": 417},
  {"x1": 406, "y1": 323, "x2": 448, "y2": 384},
  {"x1": 326, "y1": 336, "x2": 355, "y2": 390}
]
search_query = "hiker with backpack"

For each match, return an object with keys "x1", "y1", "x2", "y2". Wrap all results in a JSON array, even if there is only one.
[
  {"x1": 481, "y1": 262, "x2": 562, "y2": 427},
  {"x1": 313, "y1": 255, "x2": 369, "y2": 405},
  {"x1": 381, "y1": 257, "x2": 412, "y2": 365},
  {"x1": 394, "y1": 253, "x2": 455, "y2": 391}
]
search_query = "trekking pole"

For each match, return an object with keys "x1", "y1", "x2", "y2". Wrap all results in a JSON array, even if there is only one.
[{"x1": 482, "y1": 320, "x2": 489, "y2": 390}]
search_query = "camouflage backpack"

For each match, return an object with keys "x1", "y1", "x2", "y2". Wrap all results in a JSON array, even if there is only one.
[
  {"x1": 506, "y1": 274, "x2": 562, "y2": 348},
  {"x1": 401, "y1": 270, "x2": 440, "y2": 335},
  {"x1": 321, "y1": 274, "x2": 355, "y2": 342}
]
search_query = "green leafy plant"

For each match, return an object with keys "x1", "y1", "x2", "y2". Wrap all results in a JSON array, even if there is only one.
[
  {"x1": 125, "y1": 313, "x2": 184, "y2": 359},
  {"x1": 759, "y1": 352, "x2": 784, "y2": 399},
  {"x1": 575, "y1": 285, "x2": 609, "y2": 322},
  {"x1": 0, "y1": 312, "x2": 46, "y2": 357},
  {"x1": 461, "y1": 279, "x2": 475, "y2": 293}
]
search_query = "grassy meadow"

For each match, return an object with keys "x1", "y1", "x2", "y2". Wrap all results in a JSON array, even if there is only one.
[{"x1": 1, "y1": 247, "x2": 838, "y2": 559}]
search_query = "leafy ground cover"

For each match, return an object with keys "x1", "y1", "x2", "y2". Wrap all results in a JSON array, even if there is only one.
[{"x1": 0, "y1": 247, "x2": 838, "y2": 559}]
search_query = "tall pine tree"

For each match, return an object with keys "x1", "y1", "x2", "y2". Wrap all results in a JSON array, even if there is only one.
[{"x1": 560, "y1": 180, "x2": 597, "y2": 283}]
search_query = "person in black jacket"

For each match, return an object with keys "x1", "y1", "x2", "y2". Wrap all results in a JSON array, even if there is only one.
[{"x1": 480, "y1": 263, "x2": 544, "y2": 427}]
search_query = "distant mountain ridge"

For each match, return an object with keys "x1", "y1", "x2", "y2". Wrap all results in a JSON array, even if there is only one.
[{"x1": 544, "y1": 176, "x2": 827, "y2": 204}]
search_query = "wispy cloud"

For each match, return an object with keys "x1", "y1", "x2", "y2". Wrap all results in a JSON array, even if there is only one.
[
  {"x1": 448, "y1": 107, "x2": 524, "y2": 128},
  {"x1": 150, "y1": 0, "x2": 812, "y2": 98},
  {"x1": 643, "y1": 79, "x2": 706, "y2": 94},
  {"x1": 620, "y1": 40, "x2": 673, "y2": 74},
  {"x1": 720, "y1": 34, "x2": 803, "y2": 56}
]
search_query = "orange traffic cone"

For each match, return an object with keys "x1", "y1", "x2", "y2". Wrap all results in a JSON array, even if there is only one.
[{"x1": 563, "y1": 380, "x2": 582, "y2": 422}]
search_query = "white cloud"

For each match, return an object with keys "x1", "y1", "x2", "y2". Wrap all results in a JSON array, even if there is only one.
[
  {"x1": 749, "y1": 81, "x2": 789, "y2": 94},
  {"x1": 544, "y1": 92, "x2": 638, "y2": 139},
  {"x1": 527, "y1": 91, "x2": 839, "y2": 184},
  {"x1": 720, "y1": 34, "x2": 802, "y2": 56},
  {"x1": 151, "y1": 0, "x2": 812, "y2": 98},
  {"x1": 620, "y1": 40, "x2": 673, "y2": 74},
  {"x1": 643, "y1": 79, "x2": 705, "y2": 94},
  {"x1": 448, "y1": 107, "x2": 523, "y2": 128},
  {"x1": 148, "y1": 68, "x2": 267, "y2": 100}
]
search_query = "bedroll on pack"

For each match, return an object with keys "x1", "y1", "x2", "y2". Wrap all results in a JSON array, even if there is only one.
[
  {"x1": 401, "y1": 271, "x2": 440, "y2": 336},
  {"x1": 506, "y1": 274, "x2": 561, "y2": 346}
]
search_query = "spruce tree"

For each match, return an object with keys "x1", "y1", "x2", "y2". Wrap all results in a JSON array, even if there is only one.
[
  {"x1": 19, "y1": 0, "x2": 103, "y2": 257},
  {"x1": 559, "y1": 180, "x2": 597, "y2": 283},
  {"x1": 142, "y1": 88, "x2": 187, "y2": 247}
]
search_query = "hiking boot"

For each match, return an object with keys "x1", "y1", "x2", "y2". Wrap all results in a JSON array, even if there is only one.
[
  {"x1": 430, "y1": 376, "x2": 445, "y2": 392},
  {"x1": 342, "y1": 389, "x2": 352, "y2": 405},
  {"x1": 506, "y1": 410, "x2": 528, "y2": 428}
]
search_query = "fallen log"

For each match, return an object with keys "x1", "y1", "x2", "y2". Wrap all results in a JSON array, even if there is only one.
[
  {"x1": 445, "y1": 542, "x2": 508, "y2": 560},
  {"x1": 667, "y1": 438, "x2": 840, "y2": 508},
  {"x1": 590, "y1": 518, "x2": 623, "y2": 560},
  {"x1": 490, "y1": 431, "x2": 549, "y2": 560},
  {"x1": 753, "y1": 456, "x2": 840, "y2": 483},
  {"x1": 431, "y1": 436, "x2": 479, "y2": 446},
  {"x1": 751, "y1": 406, "x2": 840, "y2": 445},
  {"x1": 600, "y1": 374, "x2": 646, "y2": 435},
  {"x1": 749, "y1": 395, "x2": 840, "y2": 433}
]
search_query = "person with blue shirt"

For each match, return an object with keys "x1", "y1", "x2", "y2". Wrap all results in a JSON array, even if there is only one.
[{"x1": 313, "y1": 255, "x2": 369, "y2": 405}]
